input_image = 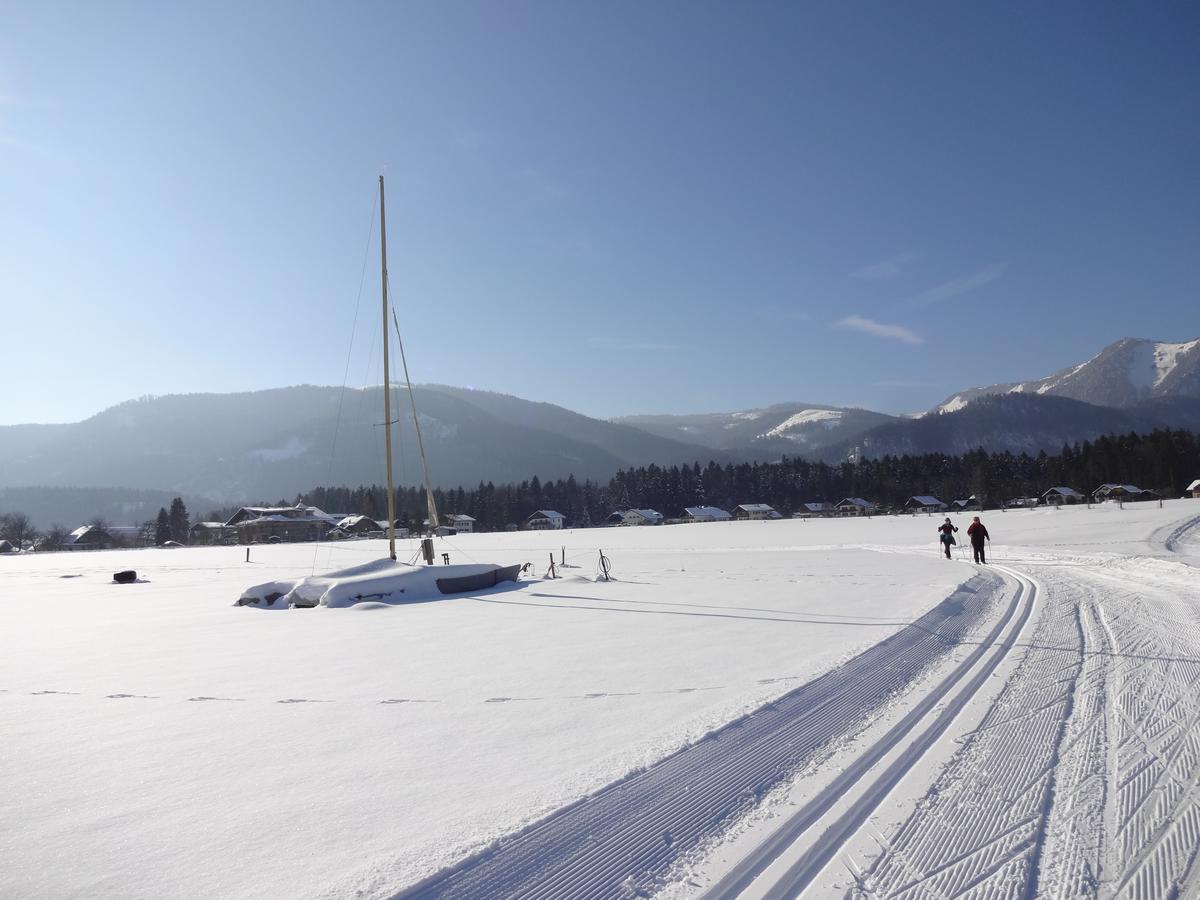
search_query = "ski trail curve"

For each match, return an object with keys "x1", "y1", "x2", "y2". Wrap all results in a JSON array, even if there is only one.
[
  {"x1": 850, "y1": 551, "x2": 1200, "y2": 900},
  {"x1": 390, "y1": 572, "x2": 1008, "y2": 900}
]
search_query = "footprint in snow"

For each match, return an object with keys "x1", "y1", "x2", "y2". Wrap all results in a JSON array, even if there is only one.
[
  {"x1": 31, "y1": 690, "x2": 79, "y2": 695},
  {"x1": 107, "y1": 693, "x2": 158, "y2": 699},
  {"x1": 276, "y1": 698, "x2": 332, "y2": 704},
  {"x1": 380, "y1": 698, "x2": 439, "y2": 704},
  {"x1": 187, "y1": 696, "x2": 245, "y2": 702}
]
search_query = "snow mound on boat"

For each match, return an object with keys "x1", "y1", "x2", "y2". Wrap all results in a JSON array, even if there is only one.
[{"x1": 238, "y1": 558, "x2": 519, "y2": 608}]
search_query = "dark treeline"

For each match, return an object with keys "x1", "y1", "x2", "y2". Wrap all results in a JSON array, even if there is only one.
[{"x1": 298, "y1": 429, "x2": 1200, "y2": 532}]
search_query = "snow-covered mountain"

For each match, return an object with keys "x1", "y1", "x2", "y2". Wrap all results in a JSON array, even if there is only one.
[
  {"x1": 613, "y1": 404, "x2": 900, "y2": 455},
  {"x1": 933, "y1": 337, "x2": 1200, "y2": 414},
  {"x1": 816, "y1": 393, "x2": 1200, "y2": 462}
]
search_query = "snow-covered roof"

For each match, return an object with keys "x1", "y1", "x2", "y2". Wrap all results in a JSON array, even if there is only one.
[
  {"x1": 1188, "y1": 479, "x2": 1200, "y2": 492},
  {"x1": 239, "y1": 513, "x2": 331, "y2": 526},
  {"x1": 631, "y1": 509, "x2": 663, "y2": 519},
  {"x1": 908, "y1": 496, "x2": 944, "y2": 506},
  {"x1": 192, "y1": 521, "x2": 228, "y2": 529},
  {"x1": 735, "y1": 504, "x2": 776, "y2": 513},
  {"x1": 836, "y1": 497, "x2": 875, "y2": 508},
  {"x1": 447, "y1": 514, "x2": 476, "y2": 523},
  {"x1": 528, "y1": 510, "x2": 565, "y2": 520},
  {"x1": 1042, "y1": 487, "x2": 1083, "y2": 498},
  {"x1": 802, "y1": 502, "x2": 830, "y2": 512},
  {"x1": 684, "y1": 506, "x2": 731, "y2": 519},
  {"x1": 1095, "y1": 483, "x2": 1143, "y2": 494}
]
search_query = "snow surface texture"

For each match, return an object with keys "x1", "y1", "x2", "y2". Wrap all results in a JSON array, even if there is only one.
[{"x1": 2, "y1": 502, "x2": 1199, "y2": 898}]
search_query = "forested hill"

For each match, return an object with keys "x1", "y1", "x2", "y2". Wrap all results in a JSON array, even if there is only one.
[{"x1": 303, "y1": 429, "x2": 1200, "y2": 532}]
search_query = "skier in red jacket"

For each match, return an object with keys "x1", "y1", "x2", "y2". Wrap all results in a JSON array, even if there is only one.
[{"x1": 967, "y1": 516, "x2": 990, "y2": 564}]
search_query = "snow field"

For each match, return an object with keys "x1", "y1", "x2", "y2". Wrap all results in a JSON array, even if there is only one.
[
  {"x1": 2, "y1": 500, "x2": 1197, "y2": 899},
  {"x1": 1, "y1": 523, "x2": 969, "y2": 899}
]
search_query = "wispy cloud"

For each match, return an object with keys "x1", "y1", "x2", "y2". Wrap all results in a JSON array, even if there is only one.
[
  {"x1": 834, "y1": 314, "x2": 923, "y2": 345},
  {"x1": 912, "y1": 263, "x2": 1005, "y2": 307},
  {"x1": 588, "y1": 336, "x2": 682, "y2": 352},
  {"x1": 852, "y1": 252, "x2": 917, "y2": 280}
]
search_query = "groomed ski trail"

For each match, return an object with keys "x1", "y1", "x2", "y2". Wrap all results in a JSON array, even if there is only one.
[
  {"x1": 846, "y1": 543, "x2": 1200, "y2": 899},
  {"x1": 391, "y1": 571, "x2": 1012, "y2": 900},
  {"x1": 700, "y1": 565, "x2": 1039, "y2": 900}
]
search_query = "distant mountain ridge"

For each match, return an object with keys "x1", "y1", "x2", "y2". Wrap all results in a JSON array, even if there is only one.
[
  {"x1": 820, "y1": 393, "x2": 1200, "y2": 462},
  {"x1": 0, "y1": 385, "x2": 729, "y2": 518},
  {"x1": 4, "y1": 335, "x2": 1200, "y2": 526},
  {"x1": 933, "y1": 337, "x2": 1200, "y2": 414}
]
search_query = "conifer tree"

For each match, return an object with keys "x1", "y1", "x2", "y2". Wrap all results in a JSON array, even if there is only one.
[
  {"x1": 155, "y1": 508, "x2": 171, "y2": 545},
  {"x1": 169, "y1": 497, "x2": 189, "y2": 543}
]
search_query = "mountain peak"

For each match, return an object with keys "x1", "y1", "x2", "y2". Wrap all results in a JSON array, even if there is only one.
[{"x1": 932, "y1": 335, "x2": 1200, "y2": 414}]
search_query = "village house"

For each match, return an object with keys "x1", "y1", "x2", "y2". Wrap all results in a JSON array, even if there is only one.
[
  {"x1": 374, "y1": 520, "x2": 411, "y2": 537},
  {"x1": 1041, "y1": 487, "x2": 1085, "y2": 506},
  {"x1": 608, "y1": 509, "x2": 664, "y2": 526},
  {"x1": 1004, "y1": 496, "x2": 1040, "y2": 508},
  {"x1": 793, "y1": 502, "x2": 833, "y2": 519},
  {"x1": 189, "y1": 522, "x2": 237, "y2": 545},
  {"x1": 1188, "y1": 479, "x2": 1200, "y2": 499},
  {"x1": 683, "y1": 506, "x2": 732, "y2": 523},
  {"x1": 0, "y1": 539, "x2": 14, "y2": 553},
  {"x1": 444, "y1": 514, "x2": 475, "y2": 534},
  {"x1": 951, "y1": 496, "x2": 982, "y2": 512},
  {"x1": 905, "y1": 496, "x2": 948, "y2": 514},
  {"x1": 1092, "y1": 484, "x2": 1158, "y2": 504},
  {"x1": 524, "y1": 510, "x2": 566, "y2": 530},
  {"x1": 734, "y1": 504, "x2": 782, "y2": 521},
  {"x1": 62, "y1": 525, "x2": 114, "y2": 551},
  {"x1": 835, "y1": 497, "x2": 877, "y2": 517},
  {"x1": 337, "y1": 515, "x2": 382, "y2": 537},
  {"x1": 225, "y1": 504, "x2": 338, "y2": 543}
]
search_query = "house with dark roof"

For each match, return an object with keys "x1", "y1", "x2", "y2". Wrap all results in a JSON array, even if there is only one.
[
  {"x1": 952, "y1": 496, "x2": 982, "y2": 512},
  {"x1": 905, "y1": 496, "x2": 947, "y2": 513},
  {"x1": 1041, "y1": 487, "x2": 1084, "y2": 506}
]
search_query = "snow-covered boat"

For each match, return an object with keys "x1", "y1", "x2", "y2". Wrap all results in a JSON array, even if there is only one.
[{"x1": 240, "y1": 176, "x2": 520, "y2": 609}]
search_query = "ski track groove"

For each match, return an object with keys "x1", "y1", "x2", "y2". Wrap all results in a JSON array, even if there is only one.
[
  {"x1": 389, "y1": 573, "x2": 1010, "y2": 900},
  {"x1": 852, "y1": 548, "x2": 1200, "y2": 900}
]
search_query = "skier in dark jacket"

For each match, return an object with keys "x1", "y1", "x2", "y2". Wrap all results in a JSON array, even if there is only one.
[
  {"x1": 937, "y1": 518, "x2": 958, "y2": 559},
  {"x1": 967, "y1": 516, "x2": 990, "y2": 564}
]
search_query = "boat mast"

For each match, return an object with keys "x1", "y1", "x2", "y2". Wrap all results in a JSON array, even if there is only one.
[{"x1": 380, "y1": 175, "x2": 398, "y2": 561}]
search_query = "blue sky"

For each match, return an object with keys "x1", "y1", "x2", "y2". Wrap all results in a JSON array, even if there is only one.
[{"x1": 1, "y1": 1, "x2": 1197, "y2": 425}]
